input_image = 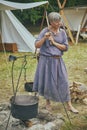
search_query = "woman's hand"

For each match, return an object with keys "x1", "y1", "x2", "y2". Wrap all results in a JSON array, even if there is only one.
[
  {"x1": 44, "y1": 32, "x2": 55, "y2": 45},
  {"x1": 48, "y1": 35, "x2": 54, "y2": 45},
  {"x1": 48, "y1": 35, "x2": 67, "y2": 51},
  {"x1": 35, "y1": 32, "x2": 52, "y2": 48},
  {"x1": 44, "y1": 32, "x2": 51, "y2": 39}
]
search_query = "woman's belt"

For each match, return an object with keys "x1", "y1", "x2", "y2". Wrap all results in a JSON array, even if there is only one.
[
  {"x1": 52, "y1": 55, "x2": 61, "y2": 58},
  {"x1": 40, "y1": 54, "x2": 61, "y2": 59}
]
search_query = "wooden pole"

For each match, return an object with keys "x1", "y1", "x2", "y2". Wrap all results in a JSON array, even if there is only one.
[
  {"x1": 0, "y1": 11, "x2": 14, "y2": 77},
  {"x1": 40, "y1": 8, "x2": 46, "y2": 31},
  {"x1": 57, "y1": 0, "x2": 75, "y2": 44},
  {"x1": 76, "y1": 24, "x2": 81, "y2": 45},
  {"x1": 76, "y1": 8, "x2": 87, "y2": 44},
  {"x1": 80, "y1": 9, "x2": 87, "y2": 28}
]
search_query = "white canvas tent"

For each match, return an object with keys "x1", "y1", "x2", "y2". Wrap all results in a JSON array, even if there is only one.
[
  {"x1": 63, "y1": 6, "x2": 87, "y2": 43},
  {"x1": 0, "y1": 0, "x2": 48, "y2": 52},
  {"x1": 64, "y1": 6, "x2": 87, "y2": 31}
]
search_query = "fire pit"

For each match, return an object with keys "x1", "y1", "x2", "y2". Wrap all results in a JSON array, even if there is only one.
[{"x1": 10, "y1": 95, "x2": 38, "y2": 120}]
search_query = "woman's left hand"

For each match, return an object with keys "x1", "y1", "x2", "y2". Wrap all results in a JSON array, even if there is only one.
[{"x1": 48, "y1": 36, "x2": 55, "y2": 45}]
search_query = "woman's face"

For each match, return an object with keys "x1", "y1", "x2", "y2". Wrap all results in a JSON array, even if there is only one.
[{"x1": 50, "y1": 20, "x2": 61, "y2": 29}]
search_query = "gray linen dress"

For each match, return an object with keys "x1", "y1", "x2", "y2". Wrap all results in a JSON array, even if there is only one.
[{"x1": 33, "y1": 27, "x2": 71, "y2": 102}]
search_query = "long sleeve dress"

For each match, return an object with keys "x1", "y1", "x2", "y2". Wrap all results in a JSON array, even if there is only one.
[{"x1": 33, "y1": 27, "x2": 71, "y2": 102}]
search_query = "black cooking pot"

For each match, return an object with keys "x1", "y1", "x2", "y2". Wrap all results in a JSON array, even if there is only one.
[{"x1": 10, "y1": 95, "x2": 38, "y2": 120}]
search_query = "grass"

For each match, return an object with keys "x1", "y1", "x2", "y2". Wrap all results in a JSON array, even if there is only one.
[
  {"x1": 0, "y1": 52, "x2": 37, "y2": 101},
  {"x1": 0, "y1": 42, "x2": 87, "y2": 130},
  {"x1": 63, "y1": 43, "x2": 87, "y2": 85}
]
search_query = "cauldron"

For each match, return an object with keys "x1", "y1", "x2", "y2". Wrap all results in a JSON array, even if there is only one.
[{"x1": 10, "y1": 95, "x2": 38, "y2": 120}]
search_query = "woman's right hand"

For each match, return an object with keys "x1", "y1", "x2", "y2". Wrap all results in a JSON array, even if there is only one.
[{"x1": 44, "y1": 32, "x2": 51, "y2": 39}]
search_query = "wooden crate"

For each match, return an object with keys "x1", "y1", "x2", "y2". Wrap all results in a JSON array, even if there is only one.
[{"x1": 0, "y1": 43, "x2": 18, "y2": 52}]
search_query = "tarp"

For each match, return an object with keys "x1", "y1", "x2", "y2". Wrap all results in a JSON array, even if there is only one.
[
  {"x1": 0, "y1": 0, "x2": 48, "y2": 10},
  {"x1": 0, "y1": 0, "x2": 48, "y2": 52}
]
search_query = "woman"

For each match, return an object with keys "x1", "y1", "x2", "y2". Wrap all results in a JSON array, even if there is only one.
[{"x1": 33, "y1": 12, "x2": 78, "y2": 113}]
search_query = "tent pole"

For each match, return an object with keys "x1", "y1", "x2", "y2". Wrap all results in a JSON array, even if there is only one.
[
  {"x1": 1, "y1": 43, "x2": 10, "y2": 77},
  {"x1": 1, "y1": 11, "x2": 10, "y2": 77},
  {"x1": 76, "y1": 24, "x2": 81, "y2": 45},
  {"x1": 82, "y1": 20, "x2": 87, "y2": 29},
  {"x1": 80, "y1": 9, "x2": 87, "y2": 29},
  {"x1": 76, "y1": 9, "x2": 87, "y2": 44},
  {"x1": 57, "y1": 0, "x2": 75, "y2": 45},
  {"x1": 40, "y1": 6, "x2": 48, "y2": 31}
]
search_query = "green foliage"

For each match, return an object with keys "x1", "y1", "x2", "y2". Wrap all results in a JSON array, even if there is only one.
[
  {"x1": 66, "y1": 0, "x2": 76, "y2": 7},
  {"x1": 6, "y1": 0, "x2": 87, "y2": 25},
  {"x1": 66, "y1": 0, "x2": 87, "y2": 7},
  {"x1": 13, "y1": 6, "x2": 45, "y2": 26},
  {"x1": 29, "y1": 9, "x2": 40, "y2": 25}
]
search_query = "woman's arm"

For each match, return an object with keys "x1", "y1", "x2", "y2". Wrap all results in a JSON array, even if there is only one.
[
  {"x1": 35, "y1": 32, "x2": 51, "y2": 48},
  {"x1": 35, "y1": 36, "x2": 46, "y2": 48},
  {"x1": 49, "y1": 35, "x2": 67, "y2": 51},
  {"x1": 52, "y1": 41, "x2": 67, "y2": 51}
]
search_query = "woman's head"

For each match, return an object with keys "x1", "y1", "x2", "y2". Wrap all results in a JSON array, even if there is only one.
[{"x1": 48, "y1": 12, "x2": 61, "y2": 24}]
